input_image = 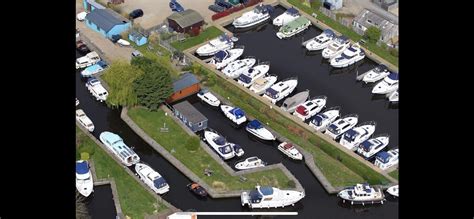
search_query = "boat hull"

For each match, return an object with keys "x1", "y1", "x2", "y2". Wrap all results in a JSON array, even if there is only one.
[
  {"x1": 246, "y1": 126, "x2": 276, "y2": 141},
  {"x1": 233, "y1": 15, "x2": 270, "y2": 28}
]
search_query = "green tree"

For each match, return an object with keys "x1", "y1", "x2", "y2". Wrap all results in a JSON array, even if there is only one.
[
  {"x1": 102, "y1": 60, "x2": 144, "y2": 108},
  {"x1": 132, "y1": 58, "x2": 173, "y2": 110},
  {"x1": 364, "y1": 26, "x2": 382, "y2": 44},
  {"x1": 184, "y1": 136, "x2": 200, "y2": 151}
]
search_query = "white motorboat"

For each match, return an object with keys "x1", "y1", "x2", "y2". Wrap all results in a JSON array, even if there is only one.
[
  {"x1": 322, "y1": 36, "x2": 350, "y2": 59},
  {"x1": 330, "y1": 43, "x2": 365, "y2": 68},
  {"x1": 249, "y1": 74, "x2": 278, "y2": 95},
  {"x1": 235, "y1": 156, "x2": 266, "y2": 170},
  {"x1": 76, "y1": 109, "x2": 95, "y2": 132},
  {"x1": 324, "y1": 114, "x2": 359, "y2": 140},
  {"x1": 308, "y1": 106, "x2": 341, "y2": 132},
  {"x1": 80, "y1": 60, "x2": 108, "y2": 77},
  {"x1": 76, "y1": 51, "x2": 100, "y2": 69},
  {"x1": 356, "y1": 134, "x2": 390, "y2": 159},
  {"x1": 374, "y1": 149, "x2": 399, "y2": 170},
  {"x1": 196, "y1": 34, "x2": 234, "y2": 57},
  {"x1": 86, "y1": 78, "x2": 108, "y2": 102},
  {"x1": 280, "y1": 90, "x2": 309, "y2": 113},
  {"x1": 245, "y1": 119, "x2": 276, "y2": 141},
  {"x1": 208, "y1": 47, "x2": 244, "y2": 70},
  {"x1": 233, "y1": 4, "x2": 272, "y2": 28},
  {"x1": 304, "y1": 29, "x2": 336, "y2": 51},
  {"x1": 386, "y1": 185, "x2": 399, "y2": 197},
  {"x1": 263, "y1": 77, "x2": 298, "y2": 104},
  {"x1": 117, "y1": 39, "x2": 131, "y2": 46},
  {"x1": 338, "y1": 183, "x2": 385, "y2": 205},
  {"x1": 222, "y1": 57, "x2": 257, "y2": 79},
  {"x1": 203, "y1": 130, "x2": 236, "y2": 160},
  {"x1": 232, "y1": 143, "x2": 245, "y2": 157},
  {"x1": 276, "y1": 16, "x2": 311, "y2": 39},
  {"x1": 241, "y1": 186, "x2": 305, "y2": 208},
  {"x1": 372, "y1": 73, "x2": 399, "y2": 94},
  {"x1": 361, "y1": 64, "x2": 391, "y2": 83},
  {"x1": 277, "y1": 142, "x2": 303, "y2": 160},
  {"x1": 135, "y1": 163, "x2": 170, "y2": 194},
  {"x1": 387, "y1": 90, "x2": 399, "y2": 102},
  {"x1": 220, "y1": 105, "x2": 247, "y2": 125},
  {"x1": 237, "y1": 63, "x2": 270, "y2": 88},
  {"x1": 76, "y1": 11, "x2": 87, "y2": 21},
  {"x1": 293, "y1": 96, "x2": 327, "y2": 121},
  {"x1": 76, "y1": 160, "x2": 93, "y2": 197},
  {"x1": 99, "y1": 131, "x2": 140, "y2": 166},
  {"x1": 339, "y1": 121, "x2": 376, "y2": 151},
  {"x1": 272, "y1": 7, "x2": 300, "y2": 26},
  {"x1": 197, "y1": 89, "x2": 221, "y2": 107}
]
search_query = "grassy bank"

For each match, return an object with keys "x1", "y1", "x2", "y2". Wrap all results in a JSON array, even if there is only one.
[
  {"x1": 192, "y1": 65, "x2": 390, "y2": 187},
  {"x1": 76, "y1": 127, "x2": 166, "y2": 218},
  {"x1": 388, "y1": 169, "x2": 398, "y2": 180},
  {"x1": 171, "y1": 26, "x2": 223, "y2": 51},
  {"x1": 128, "y1": 107, "x2": 294, "y2": 191},
  {"x1": 287, "y1": 0, "x2": 398, "y2": 67}
]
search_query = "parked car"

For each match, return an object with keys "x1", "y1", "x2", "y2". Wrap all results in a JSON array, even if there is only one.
[
  {"x1": 110, "y1": 34, "x2": 121, "y2": 43},
  {"x1": 209, "y1": 4, "x2": 225, "y2": 13},
  {"x1": 129, "y1": 9, "x2": 144, "y2": 19},
  {"x1": 132, "y1": 50, "x2": 143, "y2": 57},
  {"x1": 76, "y1": 41, "x2": 90, "y2": 54},
  {"x1": 77, "y1": 12, "x2": 87, "y2": 21},
  {"x1": 215, "y1": 0, "x2": 233, "y2": 9}
]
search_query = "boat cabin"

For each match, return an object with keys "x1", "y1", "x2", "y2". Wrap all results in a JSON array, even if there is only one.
[{"x1": 229, "y1": 108, "x2": 245, "y2": 119}]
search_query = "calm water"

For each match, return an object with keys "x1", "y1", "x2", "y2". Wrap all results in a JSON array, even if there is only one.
[
  {"x1": 76, "y1": 7, "x2": 399, "y2": 215},
  {"x1": 86, "y1": 184, "x2": 117, "y2": 219}
]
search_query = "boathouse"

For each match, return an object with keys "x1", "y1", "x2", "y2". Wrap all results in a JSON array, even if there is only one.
[
  {"x1": 167, "y1": 73, "x2": 200, "y2": 103},
  {"x1": 172, "y1": 101, "x2": 208, "y2": 132}
]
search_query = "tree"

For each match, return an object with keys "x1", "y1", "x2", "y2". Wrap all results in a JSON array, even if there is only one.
[
  {"x1": 364, "y1": 26, "x2": 382, "y2": 44},
  {"x1": 101, "y1": 60, "x2": 144, "y2": 108},
  {"x1": 184, "y1": 136, "x2": 200, "y2": 151},
  {"x1": 132, "y1": 57, "x2": 173, "y2": 110}
]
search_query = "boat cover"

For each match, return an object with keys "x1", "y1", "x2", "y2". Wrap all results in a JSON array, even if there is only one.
[
  {"x1": 229, "y1": 108, "x2": 245, "y2": 119},
  {"x1": 153, "y1": 177, "x2": 168, "y2": 189},
  {"x1": 247, "y1": 120, "x2": 263, "y2": 129},
  {"x1": 361, "y1": 140, "x2": 375, "y2": 152},
  {"x1": 343, "y1": 129, "x2": 359, "y2": 142},
  {"x1": 295, "y1": 105, "x2": 307, "y2": 116},
  {"x1": 388, "y1": 73, "x2": 399, "y2": 80},
  {"x1": 239, "y1": 73, "x2": 253, "y2": 84},
  {"x1": 286, "y1": 7, "x2": 299, "y2": 15},
  {"x1": 249, "y1": 189, "x2": 263, "y2": 202},
  {"x1": 214, "y1": 136, "x2": 226, "y2": 145},
  {"x1": 323, "y1": 29, "x2": 335, "y2": 37},
  {"x1": 283, "y1": 143, "x2": 293, "y2": 150},
  {"x1": 76, "y1": 161, "x2": 89, "y2": 174},
  {"x1": 265, "y1": 88, "x2": 278, "y2": 99},
  {"x1": 375, "y1": 151, "x2": 390, "y2": 163},
  {"x1": 312, "y1": 114, "x2": 326, "y2": 126},
  {"x1": 214, "y1": 50, "x2": 229, "y2": 62}
]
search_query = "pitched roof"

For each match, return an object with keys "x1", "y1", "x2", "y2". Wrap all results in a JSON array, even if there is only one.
[
  {"x1": 173, "y1": 101, "x2": 207, "y2": 123},
  {"x1": 85, "y1": 9, "x2": 129, "y2": 32},
  {"x1": 172, "y1": 72, "x2": 199, "y2": 92},
  {"x1": 167, "y1": 9, "x2": 204, "y2": 28},
  {"x1": 129, "y1": 31, "x2": 146, "y2": 41},
  {"x1": 354, "y1": 9, "x2": 398, "y2": 37}
]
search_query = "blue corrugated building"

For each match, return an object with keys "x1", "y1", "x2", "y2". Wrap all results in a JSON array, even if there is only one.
[
  {"x1": 129, "y1": 31, "x2": 148, "y2": 46},
  {"x1": 83, "y1": 0, "x2": 105, "y2": 12},
  {"x1": 84, "y1": 8, "x2": 130, "y2": 39}
]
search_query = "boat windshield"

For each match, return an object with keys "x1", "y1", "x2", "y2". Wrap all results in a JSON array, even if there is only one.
[
  {"x1": 249, "y1": 189, "x2": 263, "y2": 203},
  {"x1": 219, "y1": 145, "x2": 233, "y2": 154},
  {"x1": 239, "y1": 73, "x2": 252, "y2": 84},
  {"x1": 327, "y1": 124, "x2": 340, "y2": 134},
  {"x1": 312, "y1": 114, "x2": 327, "y2": 126}
]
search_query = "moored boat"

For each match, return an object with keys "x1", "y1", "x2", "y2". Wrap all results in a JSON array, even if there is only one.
[
  {"x1": 203, "y1": 130, "x2": 236, "y2": 160},
  {"x1": 386, "y1": 185, "x2": 398, "y2": 197},
  {"x1": 99, "y1": 131, "x2": 140, "y2": 166},
  {"x1": 339, "y1": 121, "x2": 376, "y2": 151},
  {"x1": 276, "y1": 16, "x2": 311, "y2": 39},
  {"x1": 280, "y1": 90, "x2": 310, "y2": 113},
  {"x1": 135, "y1": 163, "x2": 170, "y2": 194},
  {"x1": 220, "y1": 104, "x2": 247, "y2": 125},
  {"x1": 233, "y1": 4, "x2": 273, "y2": 28},
  {"x1": 221, "y1": 57, "x2": 257, "y2": 79},
  {"x1": 293, "y1": 95, "x2": 327, "y2": 121},
  {"x1": 237, "y1": 63, "x2": 270, "y2": 88},
  {"x1": 372, "y1": 73, "x2": 399, "y2": 95},
  {"x1": 197, "y1": 89, "x2": 221, "y2": 107},
  {"x1": 208, "y1": 47, "x2": 244, "y2": 70},
  {"x1": 272, "y1": 7, "x2": 300, "y2": 26},
  {"x1": 338, "y1": 183, "x2": 385, "y2": 205},
  {"x1": 235, "y1": 156, "x2": 266, "y2": 170},
  {"x1": 322, "y1": 36, "x2": 350, "y2": 59},
  {"x1": 308, "y1": 106, "x2": 340, "y2": 132},
  {"x1": 374, "y1": 149, "x2": 399, "y2": 170},
  {"x1": 249, "y1": 74, "x2": 278, "y2": 95},
  {"x1": 76, "y1": 160, "x2": 94, "y2": 197},
  {"x1": 324, "y1": 114, "x2": 359, "y2": 140},
  {"x1": 245, "y1": 119, "x2": 276, "y2": 141},
  {"x1": 330, "y1": 43, "x2": 365, "y2": 68},
  {"x1": 241, "y1": 186, "x2": 305, "y2": 208},
  {"x1": 277, "y1": 142, "x2": 303, "y2": 160},
  {"x1": 304, "y1": 29, "x2": 336, "y2": 51},
  {"x1": 361, "y1": 64, "x2": 391, "y2": 83},
  {"x1": 196, "y1": 34, "x2": 234, "y2": 57},
  {"x1": 262, "y1": 77, "x2": 298, "y2": 104},
  {"x1": 356, "y1": 134, "x2": 390, "y2": 159},
  {"x1": 187, "y1": 182, "x2": 208, "y2": 197}
]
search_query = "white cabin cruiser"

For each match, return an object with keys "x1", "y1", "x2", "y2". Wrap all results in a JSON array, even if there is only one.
[
  {"x1": 237, "y1": 63, "x2": 270, "y2": 87},
  {"x1": 386, "y1": 185, "x2": 399, "y2": 197},
  {"x1": 235, "y1": 157, "x2": 266, "y2": 170},
  {"x1": 246, "y1": 120, "x2": 276, "y2": 141},
  {"x1": 135, "y1": 163, "x2": 170, "y2": 194},
  {"x1": 293, "y1": 96, "x2": 327, "y2": 121},
  {"x1": 220, "y1": 105, "x2": 247, "y2": 125},
  {"x1": 281, "y1": 90, "x2": 309, "y2": 113},
  {"x1": 325, "y1": 114, "x2": 359, "y2": 140},
  {"x1": 241, "y1": 186, "x2": 305, "y2": 208},
  {"x1": 233, "y1": 4, "x2": 272, "y2": 28},
  {"x1": 86, "y1": 77, "x2": 108, "y2": 102},
  {"x1": 372, "y1": 73, "x2": 399, "y2": 94},
  {"x1": 387, "y1": 90, "x2": 399, "y2": 102},
  {"x1": 276, "y1": 16, "x2": 311, "y2": 39},
  {"x1": 76, "y1": 109, "x2": 95, "y2": 132},
  {"x1": 322, "y1": 36, "x2": 350, "y2": 59},
  {"x1": 339, "y1": 121, "x2": 376, "y2": 151},
  {"x1": 76, "y1": 51, "x2": 100, "y2": 69},
  {"x1": 249, "y1": 74, "x2": 278, "y2": 95},
  {"x1": 277, "y1": 142, "x2": 303, "y2": 160},
  {"x1": 357, "y1": 134, "x2": 390, "y2": 159},
  {"x1": 197, "y1": 89, "x2": 220, "y2": 107},
  {"x1": 99, "y1": 131, "x2": 140, "y2": 166},
  {"x1": 76, "y1": 160, "x2": 94, "y2": 197},
  {"x1": 330, "y1": 43, "x2": 365, "y2": 68},
  {"x1": 361, "y1": 64, "x2": 391, "y2": 83},
  {"x1": 273, "y1": 7, "x2": 300, "y2": 26},
  {"x1": 308, "y1": 106, "x2": 341, "y2": 132},
  {"x1": 196, "y1": 34, "x2": 234, "y2": 57},
  {"x1": 338, "y1": 183, "x2": 385, "y2": 205},
  {"x1": 222, "y1": 58, "x2": 256, "y2": 79},
  {"x1": 209, "y1": 47, "x2": 244, "y2": 70},
  {"x1": 203, "y1": 130, "x2": 236, "y2": 160},
  {"x1": 263, "y1": 77, "x2": 298, "y2": 104},
  {"x1": 374, "y1": 149, "x2": 399, "y2": 170},
  {"x1": 304, "y1": 29, "x2": 336, "y2": 51}
]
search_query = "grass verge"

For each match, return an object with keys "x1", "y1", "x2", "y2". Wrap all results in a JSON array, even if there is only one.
[
  {"x1": 388, "y1": 169, "x2": 398, "y2": 180},
  {"x1": 171, "y1": 26, "x2": 223, "y2": 52}
]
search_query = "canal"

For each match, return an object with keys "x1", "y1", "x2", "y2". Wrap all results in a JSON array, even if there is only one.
[
  {"x1": 86, "y1": 184, "x2": 117, "y2": 219},
  {"x1": 77, "y1": 47, "x2": 397, "y2": 218},
  {"x1": 221, "y1": 5, "x2": 399, "y2": 148}
]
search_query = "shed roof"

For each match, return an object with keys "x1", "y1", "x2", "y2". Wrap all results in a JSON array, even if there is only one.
[
  {"x1": 172, "y1": 72, "x2": 199, "y2": 92},
  {"x1": 85, "y1": 9, "x2": 129, "y2": 32},
  {"x1": 354, "y1": 9, "x2": 398, "y2": 37},
  {"x1": 129, "y1": 31, "x2": 146, "y2": 41},
  {"x1": 173, "y1": 101, "x2": 207, "y2": 123},
  {"x1": 167, "y1": 9, "x2": 204, "y2": 28}
]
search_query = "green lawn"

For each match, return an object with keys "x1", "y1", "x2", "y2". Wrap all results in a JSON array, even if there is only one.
[
  {"x1": 388, "y1": 169, "x2": 399, "y2": 180},
  {"x1": 127, "y1": 107, "x2": 294, "y2": 192},
  {"x1": 195, "y1": 66, "x2": 390, "y2": 187},
  {"x1": 76, "y1": 127, "x2": 167, "y2": 218},
  {"x1": 171, "y1": 26, "x2": 223, "y2": 52},
  {"x1": 287, "y1": 0, "x2": 398, "y2": 67}
]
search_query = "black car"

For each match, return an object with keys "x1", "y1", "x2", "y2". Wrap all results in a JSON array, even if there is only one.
[
  {"x1": 209, "y1": 4, "x2": 225, "y2": 13},
  {"x1": 109, "y1": 34, "x2": 121, "y2": 43},
  {"x1": 215, "y1": 0, "x2": 233, "y2": 9},
  {"x1": 129, "y1": 9, "x2": 144, "y2": 19}
]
